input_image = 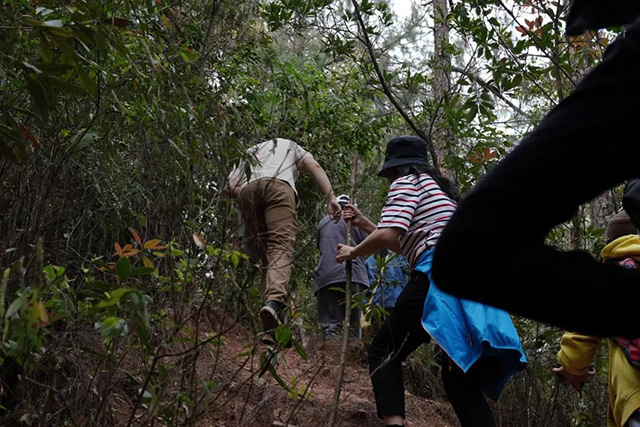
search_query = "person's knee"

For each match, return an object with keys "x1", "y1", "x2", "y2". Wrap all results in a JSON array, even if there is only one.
[{"x1": 368, "y1": 336, "x2": 391, "y2": 371}]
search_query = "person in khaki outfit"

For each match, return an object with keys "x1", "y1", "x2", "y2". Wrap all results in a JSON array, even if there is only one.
[{"x1": 227, "y1": 138, "x2": 340, "y2": 344}]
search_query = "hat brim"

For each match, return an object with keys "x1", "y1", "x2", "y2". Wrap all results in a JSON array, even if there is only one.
[{"x1": 377, "y1": 157, "x2": 430, "y2": 177}]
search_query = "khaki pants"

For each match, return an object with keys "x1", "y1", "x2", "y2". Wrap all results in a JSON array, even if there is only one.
[{"x1": 237, "y1": 178, "x2": 298, "y2": 304}]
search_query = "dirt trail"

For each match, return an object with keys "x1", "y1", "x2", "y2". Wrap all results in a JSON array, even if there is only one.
[{"x1": 208, "y1": 311, "x2": 460, "y2": 427}]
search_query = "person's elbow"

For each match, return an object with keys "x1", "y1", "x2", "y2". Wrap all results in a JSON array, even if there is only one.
[{"x1": 378, "y1": 228, "x2": 401, "y2": 247}]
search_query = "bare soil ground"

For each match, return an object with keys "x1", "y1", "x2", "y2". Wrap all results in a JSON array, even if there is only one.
[{"x1": 206, "y1": 310, "x2": 460, "y2": 427}]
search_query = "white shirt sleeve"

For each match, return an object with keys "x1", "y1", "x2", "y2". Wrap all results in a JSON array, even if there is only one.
[
  {"x1": 228, "y1": 160, "x2": 247, "y2": 189},
  {"x1": 292, "y1": 141, "x2": 312, "y2": 170}
]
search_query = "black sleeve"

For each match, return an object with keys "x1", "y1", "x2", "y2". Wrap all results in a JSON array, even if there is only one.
[
  {"x1": 623, "y1": 178, "x2": 640, "y2": 230},
  {"x1": 565, "y1": 0, "x2": 640, "y2": 35}
]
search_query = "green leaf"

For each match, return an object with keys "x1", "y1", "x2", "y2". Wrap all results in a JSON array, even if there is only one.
[
  {"x1": 293, "y1": 339, "x2": 308, "y2": 360},
  {"x1": 45, "y1": 23, "x2": 74, "y2": 38},
  {"x1": 141, "y1": 388, "x2": 158, "y2": 413},
  {"x1": 46, "y1": 76, "x2": 87, "y2": 96},
  {"x1": 42, "y1": 19, "x2": 64, "y2": 28},
  {"x1": 36, "y1": 7, "x2": 54, "y2": 16},
  {"x1": 26, "y1": 74, "x2": 49, "y2": 122},
  {"x1": 87, "y1": 280, "x2": 117, "y2": 292},
  {"x1": 100, "y1": 316, "x2": 125, "y2": 338},
  {"x1": 179, "y1": 392, "x2": 195, "y2": 407},
  {"x1": 465, "y1": 104, "x2": 478, "y2": 123},
  {"x1": 275, "y1": 324, "x2": 292, "y2": 347},
  {"x1": 169, "y1": 247, "x2": 184, "y2": 256},
  {"x1": 22, "y1": 62, "x2": 42, "y2": 74},
  {"x1": 43, "y1": 265, "x2": 65, "y2": 281},
  {"x1": 5, "y1": 298, "x2": 24, "y2": 319},
  {"x1": 158, "y1": 365, "x2": 169, "y2": 379},
  {"x1": 266, "y1": 357, "x2": 289, "y2": 391},
  {"x1": 70, "y1": 128, "x2": 100, "y2": 154},
  {"x1": 76, "y1": 63, "x2": 97, "y2": 94},
  {"x1": 116, "y1": 257, "x2": 131, "y2": 280},
  {"x1": 131, "y1": 267, "x2": 155, "y2": 276},
  {"x1": 96, "y1": 288, "x2": 134, "y2": 308},
  {"x1": 231, "y1": 252, "x2": 240, "y2": 269}
]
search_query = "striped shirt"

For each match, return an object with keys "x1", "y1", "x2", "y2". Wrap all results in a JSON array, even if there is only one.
[{"x1": 377, "y1": 173, "x2": 457, "y2": 269}]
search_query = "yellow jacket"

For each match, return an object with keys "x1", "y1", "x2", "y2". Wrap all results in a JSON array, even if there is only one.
[{"x1": 557, "y1": 235, "x2": 640, "y2": 427}]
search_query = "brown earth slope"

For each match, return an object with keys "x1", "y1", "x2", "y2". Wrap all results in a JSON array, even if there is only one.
[{"x1": 207, "y1": 311, "x2": 460, "y2": 427}]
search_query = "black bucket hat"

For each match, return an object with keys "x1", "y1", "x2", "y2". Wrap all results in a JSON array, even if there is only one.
[{"x1": 378, "y1": 135, "x2": 430, "y2": 177}]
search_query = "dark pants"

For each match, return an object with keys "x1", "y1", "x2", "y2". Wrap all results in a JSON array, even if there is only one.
[
  {"x1": 316, "y1": 283, "x2": 366, "y2": 338},
  {"x1": 368, "y1": 271, "x2": 494, "y2": 426},
  {"x1": 433, "y1": 17, "x2": 640, "y2": 338}
]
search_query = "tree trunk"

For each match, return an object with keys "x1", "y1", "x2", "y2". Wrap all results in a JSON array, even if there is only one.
[
  {"x1": 432, "y1": 0, "x2": 452, "y2": 172},
  {"x1": 590, "y1": 190, "x2": 619, "y2": 234}
]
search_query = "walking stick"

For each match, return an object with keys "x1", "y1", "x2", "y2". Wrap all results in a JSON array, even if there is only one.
[{"x1": 327, "y1": 153, "x2": 358, "y2": 427}]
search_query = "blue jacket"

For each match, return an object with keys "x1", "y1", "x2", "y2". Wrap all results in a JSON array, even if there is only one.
[
  {"x1": 365, "y1": 254, "x2": 409, "y2": 308},
  {"x1": 417, "y1": 249, "x2": 527, "y2": 401}
]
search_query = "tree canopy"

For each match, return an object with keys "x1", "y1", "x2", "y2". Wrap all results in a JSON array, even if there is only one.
[{"x1": 0, "y1": 0, "x2": 621, "y2": 425}]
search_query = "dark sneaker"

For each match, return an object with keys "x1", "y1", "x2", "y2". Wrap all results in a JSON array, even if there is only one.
[{"x1": 259, "y1": 300, "x2": 286, "y2": 332}]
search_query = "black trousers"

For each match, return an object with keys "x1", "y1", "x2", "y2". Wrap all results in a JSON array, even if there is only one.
[
  {"x1": 368, "y1": 271, "x2": 494, "y2": 426},
  {"x1": 432, "y1": 16, "x2": 640, "y2": 339},
  {"x1": 316, "y1": 283, "x2": 366, "y2": 338}
]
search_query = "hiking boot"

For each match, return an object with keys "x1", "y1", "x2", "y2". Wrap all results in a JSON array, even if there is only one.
[{"x1": 259, "y1": 300, "x2": 286, "y2": 332}]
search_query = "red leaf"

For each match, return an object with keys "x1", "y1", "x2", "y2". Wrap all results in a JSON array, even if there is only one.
[
  {"x1": 484, "y1": 147, "x2": 498, "y2": 161},
  {"x1": 468, "y1": 147, "x2": 498, "y2": 165},
  {"x1": 20, "y1": 124, "x2": 39, "y2": 151},
  {"x1": 114, "y1": 242, "x2": 123, "y2": 256},
  {"x1": 468, "y1": 151, "x2": 482, "y2": 165},
  {"x1": 129, "y1": 227, "x2": 142, "y2": 246},
  {"x1": 144, "y1": 239, "x2": 161, "y2": 249}
]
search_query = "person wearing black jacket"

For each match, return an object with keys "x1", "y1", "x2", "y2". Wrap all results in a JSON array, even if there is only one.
[
  {"x1": 623, "y1": 179, "x2": 640, "y2": 231},
  {"x1": 432, "y1": 2, "x2": 640, "y2": 338}
]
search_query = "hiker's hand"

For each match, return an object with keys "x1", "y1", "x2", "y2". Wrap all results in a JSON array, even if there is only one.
[
  {"x1": 328, "y1": 196, "x2": 342, "y2": 222},
  {"x1": 336, "y1": 244, "x2": 356, "y2": 263},
  {"x1": 343, "y1": 203, "x2": 377, "y2": 234},
  {"x1": 342, "y1": 203, "x2": 364, "y2": 226},
  {"x1": 552, "y1": 364, "x2": 595, "y2": 392}
]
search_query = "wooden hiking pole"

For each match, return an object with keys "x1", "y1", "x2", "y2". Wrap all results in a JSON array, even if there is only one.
[{"x1": 327, "y1": 153, "x2": 358, "y2": 427}]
